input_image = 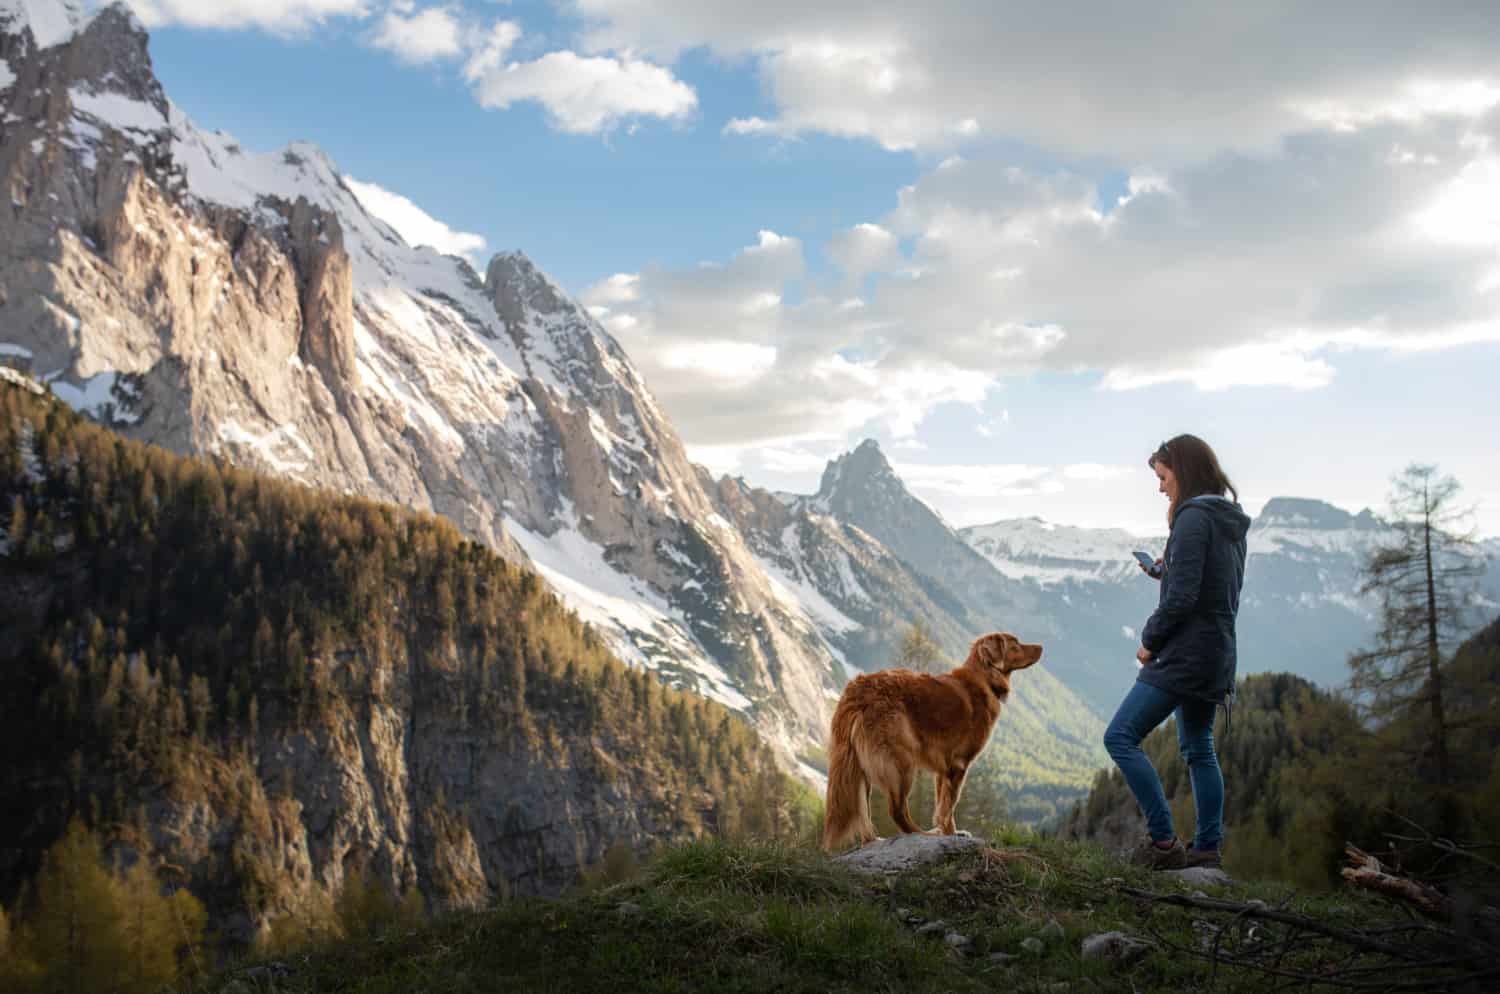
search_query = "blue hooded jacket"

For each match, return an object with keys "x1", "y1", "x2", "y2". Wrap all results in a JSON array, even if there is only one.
[{"x1": 1137, "y1": 494, "x2": 1250, "y2": 703}]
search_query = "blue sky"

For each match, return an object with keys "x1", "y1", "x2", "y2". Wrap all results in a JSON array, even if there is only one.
[
  {"x1": 121, "y1": 1, "x2": 1500, "y2": 535},
  {"x1": 146, "y1": 3, "x2": 922, "y2": 291}
]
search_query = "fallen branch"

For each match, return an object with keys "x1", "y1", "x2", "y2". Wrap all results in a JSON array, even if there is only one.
[
  {"x1": 1342, "y1": 845, "x2": 1453, "y2": 920},
  {"x1": 1119, "y1": 887, "x2": 1419, "y2": 960}
]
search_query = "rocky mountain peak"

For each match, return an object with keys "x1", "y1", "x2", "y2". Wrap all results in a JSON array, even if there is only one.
[
  {"x1": 487, "y1": 250, "x2": 570, "y2": 322},
  {"x1": 815, "y1": 438, "x2": 901, "y2": 511},
  {"x1": 1255, "y1": 497, "x2": 1380, "y2": 531}
]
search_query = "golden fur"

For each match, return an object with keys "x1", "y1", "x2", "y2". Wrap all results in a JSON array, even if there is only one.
[{"x1": 821, "y1": 632, "x2": 1043, "y2": 851}]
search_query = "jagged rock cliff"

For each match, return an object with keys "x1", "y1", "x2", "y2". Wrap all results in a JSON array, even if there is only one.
[{"x1": 0, "y1": 0, "x2": 842, "y2": 757}]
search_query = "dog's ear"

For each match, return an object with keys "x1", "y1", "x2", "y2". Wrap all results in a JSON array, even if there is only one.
[{"x1": 966, "y1": 632, "x2": 1012, "y2": 670}]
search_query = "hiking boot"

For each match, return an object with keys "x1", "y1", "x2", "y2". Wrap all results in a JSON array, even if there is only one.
[
  {"x1": 1183, "y1": 847, "x2": 1223, "y2": 869},
  {"x1": 1126, "y1": 837, "x2": 1186, "y2": 870}
]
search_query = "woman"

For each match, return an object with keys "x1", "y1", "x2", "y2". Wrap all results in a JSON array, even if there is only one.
[{"x1": 1105, "y1": 434, "x2": 1249, "y2": 870}]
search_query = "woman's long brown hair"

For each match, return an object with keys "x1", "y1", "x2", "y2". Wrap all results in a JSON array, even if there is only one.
[{"x1": 1149, "y1": 434, "x2": 1237, "y2": 526}]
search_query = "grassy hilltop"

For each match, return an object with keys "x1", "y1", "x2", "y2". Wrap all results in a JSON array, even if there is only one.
[{"x1": 193, "y1": 833, "x2": 1486, "y2": 994}]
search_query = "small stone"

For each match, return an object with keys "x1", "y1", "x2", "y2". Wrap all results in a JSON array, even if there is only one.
[
  {"x1": 1039, "y1": 919, "x2": 1065, "y2": 942},
  {"x1": 944, "y1": 931, "x2": 972, "y2": 951},
  {"x1": 1166, "y1": 866, "x2": 1233, "y2": 887},
  {"x1": 1246, "y1": 899, "x2": 1267, "y2": 910},
  {"x1": 988, "y1": 952, "x2": 1019, "y2": 966},
  {"x1": 1081, "y1": 931, "x2": 1153, "y2": 965},
  {"x1": 914, "y1": 920, "x2": 948, "y2": 938},
  {"x1": 1191, "y1": 890, "x2": 1208, "y2": 899},
  {"x1": 616, "y1": 901, "x2": 642, "y2": 917},
  {"x1": 1021, "y1": 936, "x2": 1046, "y2": 956}
]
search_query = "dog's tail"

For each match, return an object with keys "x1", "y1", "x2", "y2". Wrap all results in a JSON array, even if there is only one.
[{"x1": 822, "y1": 705, "x2": 873, "y2": 852}]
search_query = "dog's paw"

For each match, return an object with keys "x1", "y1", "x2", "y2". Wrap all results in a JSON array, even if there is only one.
[{"x1": 954, "y1": 829, "x2": 973, "y2": 838}]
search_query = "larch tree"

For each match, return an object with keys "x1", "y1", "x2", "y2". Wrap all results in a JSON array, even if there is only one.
[
  {"x1": 1349, "y1": 464, "x2": 1484, "y2": 787},
  {"x1": 897, "y1": 620, "x2": 944, "y2": 673}
]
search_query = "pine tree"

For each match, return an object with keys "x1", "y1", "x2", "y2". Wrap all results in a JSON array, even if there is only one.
[{"x1": 1350, "y1": 465, "x2": 1484, "y2": 787}]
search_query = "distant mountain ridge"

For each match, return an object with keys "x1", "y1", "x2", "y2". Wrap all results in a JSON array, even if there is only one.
[{"x1": 961, "y1": 494, "x2": 1500, "y2": 706}]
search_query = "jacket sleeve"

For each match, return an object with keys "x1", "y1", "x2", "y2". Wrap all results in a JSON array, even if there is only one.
[{"x1": 1141, "y1": 506, "x2": 1210, "y2": 653}]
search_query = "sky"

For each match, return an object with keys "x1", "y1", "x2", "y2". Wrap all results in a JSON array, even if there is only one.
[{"x1": 106, "y1": 0, "x2": 1500, "y2": 536}]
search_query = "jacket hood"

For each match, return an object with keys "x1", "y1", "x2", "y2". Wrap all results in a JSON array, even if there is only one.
[{"x1": 1181, "y1": 494, "x2": 1251, "y2": 541}]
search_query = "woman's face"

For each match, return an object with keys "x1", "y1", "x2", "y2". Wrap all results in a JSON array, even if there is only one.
[{"x1": 1154, "y1": 460, "x2": 1179, "y2": 505}]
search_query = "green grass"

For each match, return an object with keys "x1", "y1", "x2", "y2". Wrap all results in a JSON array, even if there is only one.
[{"x1": 199, "y1": 835, "x2": 1424, "y2": 994}]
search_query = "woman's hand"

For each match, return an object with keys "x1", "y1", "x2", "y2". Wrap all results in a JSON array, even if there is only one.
[
  {"x1": 1136, "y1": 646, "x2": 1153, "y2": 665},
  {"x1": 1137, "y1": 558, "x2": 1163, "y2": 579}
]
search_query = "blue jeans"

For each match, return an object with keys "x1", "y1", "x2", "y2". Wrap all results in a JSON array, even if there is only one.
[{"x1": 1103, "y1": 681, "x2": 1224, "y2": 850}]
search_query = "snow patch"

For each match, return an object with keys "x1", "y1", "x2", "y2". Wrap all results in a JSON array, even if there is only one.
[
  {"x1": 214, "y1": 420, "x2": 312, "y2": 475},
  {"x1": 48, "y1": 369, "x2": 137, "y2": 423},
  {"x1": 69, "y1": 88, "x2": 166, "y2": 133},
  {"x1": 755, "y1": 551, "x2": 860, "y2": 634},
  {"x1": 1, "y1": 0, "x2": 84, "y2": 51},
  {"x1": 504, "y1": 506, "x2": 751, "y2": 711}
]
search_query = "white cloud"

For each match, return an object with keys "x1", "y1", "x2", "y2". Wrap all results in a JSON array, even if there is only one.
[
  {"x1": 1415, "y1": 153, "x2": 1500, "y2": 246},
  {"x1": 580, "y1": 230, "x2": 1002, "y2": 448},
  {"x1": 368, "y1": 5, "x2": 463, "y2": 64},
  {"x1": 125, "y1": 0, "x2": 368, "y2": 33},
  {"x1": 580, "y1": 106, "x2": 1500, "y2": 449},
  {"x1": 466, "y1": 49, "x2": 697, "y2": 134},
  {"x1": 345, "y1": 175, "x2": 487, "y2": 262},
  {"x1": 575, "y1": 0, "x2": 1500, "y2": 160},
  {"x1": 462, "y1": 20, "x2": 522, "y2": 82},
  {"x1": 892, "y1": 461, "x2": 1056, "y2": 499},
  {"x1": 658, "y1": 341, "x2": 778, "y2": 383},
  {"x1": 826, "y1": 223, "x2": 900, "y2": 283},
  {"x1": 1063, "y1": 463, "x2": 1134, "y2": 482}
]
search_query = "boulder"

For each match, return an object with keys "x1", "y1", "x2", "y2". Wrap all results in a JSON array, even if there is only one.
[{"x1": 832, "y1": 832, "x2": 984, "y2": 875}]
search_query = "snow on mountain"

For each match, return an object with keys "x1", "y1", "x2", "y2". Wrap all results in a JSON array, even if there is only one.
[
  {"x1": 964, "y1": 518, "x2": 1161, "y2": 586},
  {"x1": 0, "y1": 0, "x2": 84, "y2": 53}
]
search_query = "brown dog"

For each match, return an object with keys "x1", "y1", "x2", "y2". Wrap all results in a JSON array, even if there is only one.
[{"x1": 821, "y1": 632, "x2": 1043, "y2": 852}]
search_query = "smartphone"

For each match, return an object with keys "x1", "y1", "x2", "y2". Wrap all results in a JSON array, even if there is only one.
[{"x1": 1133, "y1": 550, "x2": 1163, "y2": 578}]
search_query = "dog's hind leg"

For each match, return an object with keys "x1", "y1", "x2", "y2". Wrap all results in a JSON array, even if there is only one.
[
  {"x1": 934, "y1": 765, "x2": 970, "y2": 835},
  {"x1": 874, "y1": 762, "x2": 922, "y2": 835}
]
